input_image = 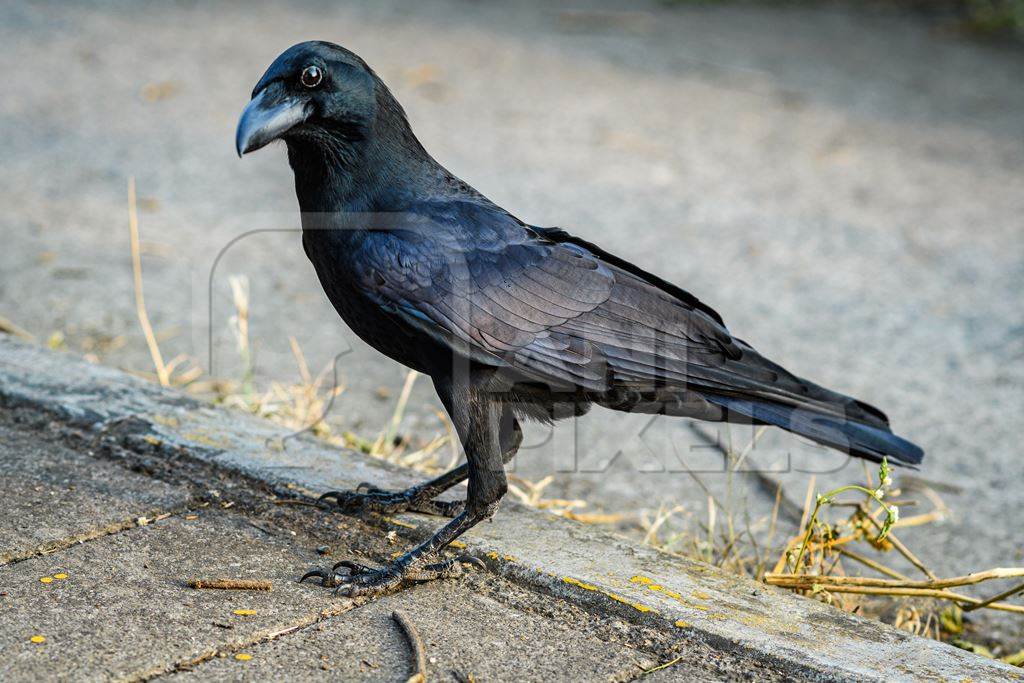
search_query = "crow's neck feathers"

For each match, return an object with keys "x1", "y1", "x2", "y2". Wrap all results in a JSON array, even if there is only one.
[{"x1": 287, "y1": 77, "x2": 461, "y2": 215}]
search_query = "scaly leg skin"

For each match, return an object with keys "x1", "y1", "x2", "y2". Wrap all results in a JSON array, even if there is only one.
[
  {"x1": 301, "y1": 375, "x2": 516, "y2": 597},
  {"x1": 319, "y1": 472, "x2": 467, "y2": 518},
  {"x1": 317, "y1": 416, "x2": 521, "y2": 518}
]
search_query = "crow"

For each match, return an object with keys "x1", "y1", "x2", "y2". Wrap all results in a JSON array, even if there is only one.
[{"x1": 236, "y1": 41, "x2": 923, "y2": 597}]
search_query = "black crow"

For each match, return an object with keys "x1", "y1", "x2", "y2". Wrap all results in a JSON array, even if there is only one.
[{"x1": 236, "y1": 41, "x2": 923, "y2": 597}]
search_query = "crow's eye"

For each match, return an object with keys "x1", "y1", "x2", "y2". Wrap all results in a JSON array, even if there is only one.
[{"x1": 300, "y1": 65, "x2": 323, "y2": 89}]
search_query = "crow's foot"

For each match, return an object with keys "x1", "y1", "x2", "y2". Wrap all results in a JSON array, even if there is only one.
[
  {"x1": 318, "y1": 483, "x2": 464, "y2": 517},
  {"x1": 299, "y1": 556, "x2": 483, "y2": 597}
]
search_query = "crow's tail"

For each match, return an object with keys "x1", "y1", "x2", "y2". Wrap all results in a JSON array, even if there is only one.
[{"x1": 703, "y1": 393, "x2": 924, "y2": 466}]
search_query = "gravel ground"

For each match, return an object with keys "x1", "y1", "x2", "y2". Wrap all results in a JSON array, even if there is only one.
[{"x1": 2, "y1": 0, "x2": 1022, "y2": 648}]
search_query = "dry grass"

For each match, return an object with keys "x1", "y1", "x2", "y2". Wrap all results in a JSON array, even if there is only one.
[{"x1": 626, "y1": 423, "x2": 1024, "y2": 661}]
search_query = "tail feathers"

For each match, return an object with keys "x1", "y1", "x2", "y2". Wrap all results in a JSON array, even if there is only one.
[{"x1": 704, "y1": 394, "x2": 924, "y2": 466}]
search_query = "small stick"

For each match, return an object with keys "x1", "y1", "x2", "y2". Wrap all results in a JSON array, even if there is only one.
[
  {"x1": 393, "y1": 610, "x2": 427, "y2": 683},
  {"x1": 963, "y1": 579, "x2": 1024, "y2": 613},
  {"x1": 762, "y1": 583, "x2": 1024, "y2": 614},
  {"x1": 838, "y1": 548, "x2": 912, "y2": 581},
  {"x1": 128, "y1": 177, "x2": 170, "y2": 387},
  {"x1": 764, "y1": 567, "x2": 1024, "y2": 590},
  {"x1": 188, "y1": 579, "x2": 272, "y2": 591},
  {"x1": 860, "y1": 509, "x2": 937, "y2": 580},
  {"x1": 641, "y1": 656, "x2": 684, "y2": 676},
  {"x1": 0, "y1": 314, "x2": 34, "y2": 341}
]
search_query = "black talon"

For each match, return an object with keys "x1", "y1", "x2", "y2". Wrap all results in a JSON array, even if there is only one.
[
  {"x1": 454, "y1": 554, "x2": 485, "y2": 570},
  {"x1": 299, "y1": 569, "x2": 329, "y2": 584}
]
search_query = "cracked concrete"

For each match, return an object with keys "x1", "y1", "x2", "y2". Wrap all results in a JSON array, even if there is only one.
[{"x1": 1, "y1": 337, "x2": 1018, "y2": 681}]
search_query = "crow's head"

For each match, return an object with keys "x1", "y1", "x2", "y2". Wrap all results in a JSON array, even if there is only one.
[{"x1": 236, "y1": 41, "x2": 386, "y2": 158}]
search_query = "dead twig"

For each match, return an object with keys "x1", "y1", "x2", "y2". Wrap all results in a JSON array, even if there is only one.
[
  {"x1": 128, "y1": 177, "x2": 170, "y2": 386},
  {"x1": 188, "y1": 579, "x2": 273, "y2": 591},
  {"x1": 837, "y1": 547, "x2": 911, "y2": 581},
  {"x1": 765, "y1": 567, "x2": 1024, "y2": 591},
  {"x1": 861, "y1": 510, "x2": 937, "y2": 581},
  {"x1": 393, "y1": 609, "x2": 427, "y2": 683},
  {"x1": 641, "y1": 656, "x2": 684, "y2": 676},
  {"x1": 962, "y1": 579, "x2": 1024, "y2": 613},
  {"x1": 762, "y1": 580, "x2": 1024, "y2": 615},
  {"x1": 0, "y1": 314, "x2": 34, "y2": 341},
  {"x1": 764, "y1": 570, "x2": 1024, "y2": 615}
]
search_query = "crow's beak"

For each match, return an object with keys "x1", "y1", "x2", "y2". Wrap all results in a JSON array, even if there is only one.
[{"x1": 235, "y1": 86, "x2": 310, "y2": 157}]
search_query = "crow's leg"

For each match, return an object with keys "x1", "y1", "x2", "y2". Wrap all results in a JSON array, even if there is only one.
[
  {"x1": 302, "y1": 372, "x2": 514, "y2": 597},
  {"x1": 318, "y1": 412, "x2": 522, "y2": 518}
]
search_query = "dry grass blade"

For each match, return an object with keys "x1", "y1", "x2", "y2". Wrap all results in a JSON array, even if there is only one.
[
  {"x1": 506, "y1": 474, "x2": 618, "y2": 523},
  {"x1": 0, "y1": 314, "x2": 34, "y2": 341},
  {"x1": 128, "y1": 177, "x2": 170, "y2": 386},
  {"x1": 838, "y1": 547, "x2": 911, "y2": 581},
  {"x1": 373, "y1": 369, "x2": 419, "y2": 454},
  {"x1": 862, "y1": 513, "x2": 937, "y2": 581}
]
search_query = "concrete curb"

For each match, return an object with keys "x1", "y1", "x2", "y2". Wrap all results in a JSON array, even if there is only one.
[{"x1": 0, "y1": 337, "x2": 1017, "y2": 682}]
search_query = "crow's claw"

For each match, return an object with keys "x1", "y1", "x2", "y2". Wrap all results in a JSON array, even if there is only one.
[{"x1": 299, "y1": 568, "x2": 334, "y2": 586}]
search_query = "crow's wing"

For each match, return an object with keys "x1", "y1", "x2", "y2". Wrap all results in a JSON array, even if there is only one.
[
  {"x1": 352, "y1": 204, "x2": 765, "y2": 388},
  {"x1": 347, "y1": 201, "x2": 923, "y2": 465},
  {"x1": 351, "y1": 201, "x2": 889, "y2": 427}
]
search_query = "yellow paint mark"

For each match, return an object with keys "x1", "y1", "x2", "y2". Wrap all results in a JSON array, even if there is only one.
[
  {"x1": 53, "y1": 573, "x2": 68, "y2": 580},
  {"x1": 484, "y1": 551, "x2": 516, "y2": 561},
  {"x1": 30, "y1": 635, "x2": 46, "y2": 644},
  {"x1": 693, "y1": 591, "x2": 710, "y2": 600},
  {"x1": 604, "y1": 591, "x2": 653, "y2": 612},
  {"x1": 448, "y1": 540, "x2": 466, "y2": 549},
  {"x1": 562, "y1": 576, "x2": 598, "y2": 591},
  {"x1": 39, "y1": 576, "x2": 53, "y2": 584},
  {"x1": 384, "y1": 517, "x2": 416, "y2": 529},
  {"x1": 629, "y1": 575, "x2": 709, "y2": 610},
  {"x1": 184, "y1": 515, "x2": 198, "y2": 520},
  {"x1": 674, "y1": 620, "x2": 690, "y2": 628},
  {"x1": 143, "y1": 435, "x2": 162, "y2": 446},
  {"x1": 234, "y1": 653, "x2": 252, "y2": 661},
  {"x1": 563, "y1": 577, "x2": 654, "y2": 614},
  {"x1": 232, "y1": 609, "x2": 256, "y2": 616}
]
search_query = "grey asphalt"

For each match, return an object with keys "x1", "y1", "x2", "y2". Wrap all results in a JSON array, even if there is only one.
[{"x1": 2, "y1": 0, "x2": 1022, "y2": 649}]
